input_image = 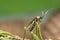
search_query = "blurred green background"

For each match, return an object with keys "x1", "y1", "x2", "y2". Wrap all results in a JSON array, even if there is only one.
[{"x1": 0, "y1": 0, "x2": 60, "y2": 21}]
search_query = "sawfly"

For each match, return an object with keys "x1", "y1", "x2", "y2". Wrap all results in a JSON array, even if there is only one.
[{"x1": 27, "y1": 10, "x2": 48, "y2": 31}]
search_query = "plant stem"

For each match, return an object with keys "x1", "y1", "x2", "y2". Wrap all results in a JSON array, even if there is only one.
[
  {"x1": 36, "y1": 22, "x2": 43, "y2": 40},
  {"x1": 23, "y1": 27, "x2": 27, "y2": 40},
  {"x1": 31, "y1": 32, "x2": 40, "y2": 40},
  {"x1": 31, "y1": 32, "x2": 34, "y2": 40}
]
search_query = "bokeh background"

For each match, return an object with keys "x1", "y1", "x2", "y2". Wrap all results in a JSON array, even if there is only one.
[
  {"x1": 0, "y1": 0, "x2": 60, "y2": 38},
  {"x1": 0, "y1": 0, "x2": 60, "y2": 21}
]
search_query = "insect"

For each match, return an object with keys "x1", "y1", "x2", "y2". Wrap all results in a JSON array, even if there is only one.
[
  {"x1": 27, "y1": 10, "x2": 48, "y2": 31},
  {"x1": 27, "y1": 16, "x2": 41, "y2": 31}
]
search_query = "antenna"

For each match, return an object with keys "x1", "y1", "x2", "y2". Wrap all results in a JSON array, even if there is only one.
[{"x1": 42, "y1": 10, "x2": 49, "y2": 18}]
